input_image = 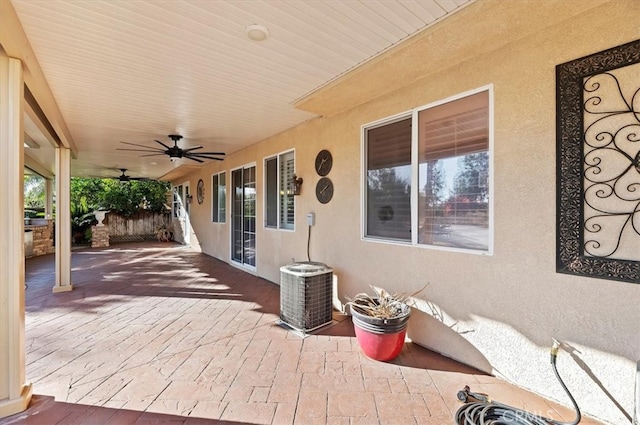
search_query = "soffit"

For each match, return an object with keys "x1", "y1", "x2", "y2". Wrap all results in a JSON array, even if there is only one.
[
  {"x1": 10, "y1": 0, "x2": 473, "y2": 180},
  {"x1": 296, "y1": 0, "x2": 614, "y2": 117}
]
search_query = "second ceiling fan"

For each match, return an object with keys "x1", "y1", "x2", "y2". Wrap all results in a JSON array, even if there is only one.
[
  {"x1": 110, "y1": 169, "x2": 149, "y2": 183},
  {"x1": 118, "y1": 134, "x2": 225, "y2": 163}
]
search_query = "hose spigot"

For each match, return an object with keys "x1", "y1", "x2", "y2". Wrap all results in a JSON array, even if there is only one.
[
  {"x1": 550, "y1": 338, "x2": 561, "y2": 364},
  {"x1": 456, "y1": 385, "x2": 490, "y2": 404}
]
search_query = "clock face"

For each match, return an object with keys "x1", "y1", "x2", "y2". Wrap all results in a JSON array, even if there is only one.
[
  {"x1": 197, "y1": 179, "x2": 205, "y2": 204},
  {"x1": 314, "y1": 149, "x2": 333, "y2": 176},
  {"x1": 315, "y1": 177, "x2": 334, "y2": 204}
]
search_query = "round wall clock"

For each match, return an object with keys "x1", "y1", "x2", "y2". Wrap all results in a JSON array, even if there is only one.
[
  {"x1": 315, "y1": 177, "x2": 334, "y2": 204},
  {"x1": 314, "y1": 149, "x2": 333, "y2": 176},
  {"x1": 196, "y1": 179, "x2": 205, "y2": 204}
]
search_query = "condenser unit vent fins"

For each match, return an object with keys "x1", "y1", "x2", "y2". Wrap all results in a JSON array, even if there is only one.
[{"x1": 280, "y1": 262, "x2": 333, "y2": 333}]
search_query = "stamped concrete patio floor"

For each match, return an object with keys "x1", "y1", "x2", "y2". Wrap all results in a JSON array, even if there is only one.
[{"x1": 4, "y1": 242, "x2": 602, "y2": 425}]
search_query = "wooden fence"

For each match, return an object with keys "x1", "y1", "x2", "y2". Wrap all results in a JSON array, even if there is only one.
[{"x1": 106, "y1": 212, "x2": 170, "y2": 243}]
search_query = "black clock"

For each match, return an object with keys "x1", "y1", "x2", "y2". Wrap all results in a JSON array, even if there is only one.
[
  {"x1": 314, "y1": 149, "x2": 333, "y2": 176},
  {"x1": 196, "y1": 179, "x2": 205, "y2": 204},
  {"x1": 315, "y1": 177, "x2": 334, "y2": 204}
]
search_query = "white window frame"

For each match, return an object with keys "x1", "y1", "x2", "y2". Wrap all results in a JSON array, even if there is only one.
[
  {"x1": 264, "y1": 150, "x2": 296, "y2": 231},
  {"x1": 361, "y1": 85, "x2": 494, "y2": 255},
  {"x1": 211, "y1": 171, "x2": 226, "y2": 223}
]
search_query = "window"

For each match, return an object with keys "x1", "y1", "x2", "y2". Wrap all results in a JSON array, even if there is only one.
[
  {"x1": 364, "y1": 88, "x2": 492, "y2": 253},
  {"x1": 211, "y1": 172, "x2": 226, "y2": 223},
  {"x1": 172, "y1": 184, "x2": 183, "y2": 218},
  {"x1": 265, "y1": 151, "x2": 295, "y2": 230},
  {"x1": 366, "y1": 118, "x2": 412, "y2": 240}
]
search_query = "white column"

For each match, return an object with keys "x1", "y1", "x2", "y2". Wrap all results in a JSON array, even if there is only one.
[
  {"x1": 0, "y1": 53, "x2": 33, "y2": 418},
  {"x1": 53, "y1": 146, "x2": 72, "y2": 292},
  {"x1": 44, "y1": 178, "x2": 53, "y2": 218}
]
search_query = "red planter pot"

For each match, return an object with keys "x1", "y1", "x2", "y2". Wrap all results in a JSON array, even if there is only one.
[
  {"x1": 353, "y1": 325, "x2": 407, "y2": 361},
  {"x1": 350, "y1": 299, "x2": 411, "y2": 362}
]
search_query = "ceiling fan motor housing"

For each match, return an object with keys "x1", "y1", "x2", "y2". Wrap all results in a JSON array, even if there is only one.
[{"x1": 168, "y1": 135, "x2": 184, "y2": 158}]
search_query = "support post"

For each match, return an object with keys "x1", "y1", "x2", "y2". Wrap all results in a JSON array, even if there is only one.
[
  {"x1": 53, "y1": 146, "x2": 72, "y2": 293},
  {"x1": 44, "y1": 178, "x2": 53, "y2": 219},
  {"x1": 0, "y1": 52, "x2": 33, "y2": 419}
]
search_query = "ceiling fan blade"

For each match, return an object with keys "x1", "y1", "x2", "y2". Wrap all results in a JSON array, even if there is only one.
[
  {"x1": 187, "y1": 153, "x2": 224, "y2": 161},
  {"x1": 182, "y1": 145, "x2": 204, "y2": 152},
  {"x1": 139, "y1": 153, "x2": 168, "y2": 157},
  {"x1": 183, "y1": 156, "x2": 204, "y2": 163},
  {"x1": 116, "y1": 148, "x2": 164, "y2": 153},
  {"x1": 154, "y1": 139, "x2": 172, "y2": 149},
  {"x1": 120, "y1": 141, "x2": 163, "y2": 150},
  {"x1": 191, "y1": 151, "x2": 226, "y2": 156}
]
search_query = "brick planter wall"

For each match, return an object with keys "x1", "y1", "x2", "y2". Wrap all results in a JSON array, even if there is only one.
[
  {"x1": 28, "y1": 221, "x2": 54, "y2": 257},
  {"x1": 91, "y1": 225, "x2": 109, "y2": 248}
]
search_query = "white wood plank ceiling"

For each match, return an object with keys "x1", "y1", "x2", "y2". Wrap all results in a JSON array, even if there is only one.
[{"x1": 12, "y1": 0, "x2": 473, "y2": 180}]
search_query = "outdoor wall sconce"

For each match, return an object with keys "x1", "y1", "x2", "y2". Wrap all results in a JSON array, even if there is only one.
[{"x1": 291, "y1": 174, "x2": 303, "y2": 195}]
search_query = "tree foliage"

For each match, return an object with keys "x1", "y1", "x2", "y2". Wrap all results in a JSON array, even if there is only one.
[
  {"x1": 453, "y1": 152, "x2": 489, "y2": 203},
  {"x1": 367, "y1": 167, "x2": 410, "y2": 199},
  {"x1": 24, "y1": 175, "x2": 46, "y2": 209},
  {"x1": 24, "y1": 175, "x2": 170, "y2": 218},
  {"x1": 422, "y1": 160, "x2": 445, "y2": 208},
  {"x1": 70, "y1": 178, "x2": 103, "y2": 217},
  {"x1": 70, "y1": 178, "x2": 171, "y2": 217}
]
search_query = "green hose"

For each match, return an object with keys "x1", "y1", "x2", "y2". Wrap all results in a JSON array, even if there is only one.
[{"x1": 454, "y1": 340, "x2": 581, "y2": 425}]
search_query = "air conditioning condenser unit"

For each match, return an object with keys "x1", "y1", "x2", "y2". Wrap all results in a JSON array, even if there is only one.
[{"x1": 279, "y1": 262, "x2": 333, "y2": 333}]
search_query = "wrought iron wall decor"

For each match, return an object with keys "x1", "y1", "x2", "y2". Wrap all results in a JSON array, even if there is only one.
[{"x1": 556, "y1": 39, "x2": 640, "y2": 283}]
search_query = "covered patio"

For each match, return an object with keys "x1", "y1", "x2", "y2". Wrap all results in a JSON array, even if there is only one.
[{"x1": 2, "y1": 242, "x2": 601, "y2": 424}]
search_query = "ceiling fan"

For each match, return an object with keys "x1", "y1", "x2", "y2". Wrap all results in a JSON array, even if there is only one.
[
  {"x1": 109, "y1": 168, "x2": 150, "y2": 183},
  {"x1": 117, "y1": 134, "x2": 225, "y2": 163}
]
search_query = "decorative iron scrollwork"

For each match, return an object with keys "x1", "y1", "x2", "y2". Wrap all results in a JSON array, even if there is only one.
[
  {"x1": 583, "y1": 70, "x2": 640, "y2": 259},
  {"x1": 556, "y1": 39, "x2": 640, "y2": 283}
]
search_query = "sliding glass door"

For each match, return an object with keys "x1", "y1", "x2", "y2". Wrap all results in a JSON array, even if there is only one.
[{"x1": 231, "y1": 165, "x2": 256, "y2": 267}]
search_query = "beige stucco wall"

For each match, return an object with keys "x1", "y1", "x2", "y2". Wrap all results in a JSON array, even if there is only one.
[{"x1": 175, "y1": 1, "x2": 639, "y2": 423}]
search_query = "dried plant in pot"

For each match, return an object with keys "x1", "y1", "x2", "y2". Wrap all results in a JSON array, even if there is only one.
[
  {"x1": 155, "y1": 223, "x2": 174, "y2": 242},
  {"x1": 345, "y1": 285, "x2": 424, "y2": 361}
]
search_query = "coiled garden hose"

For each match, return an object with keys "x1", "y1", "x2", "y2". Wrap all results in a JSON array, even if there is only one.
[{"x1": 454, "y1": 339, "x2": 581, "y2": 425}]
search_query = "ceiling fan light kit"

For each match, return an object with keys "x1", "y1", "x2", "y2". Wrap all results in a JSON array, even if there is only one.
[{"x1": 117, "y1": 134, "x2": 225, "y2": 163}]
